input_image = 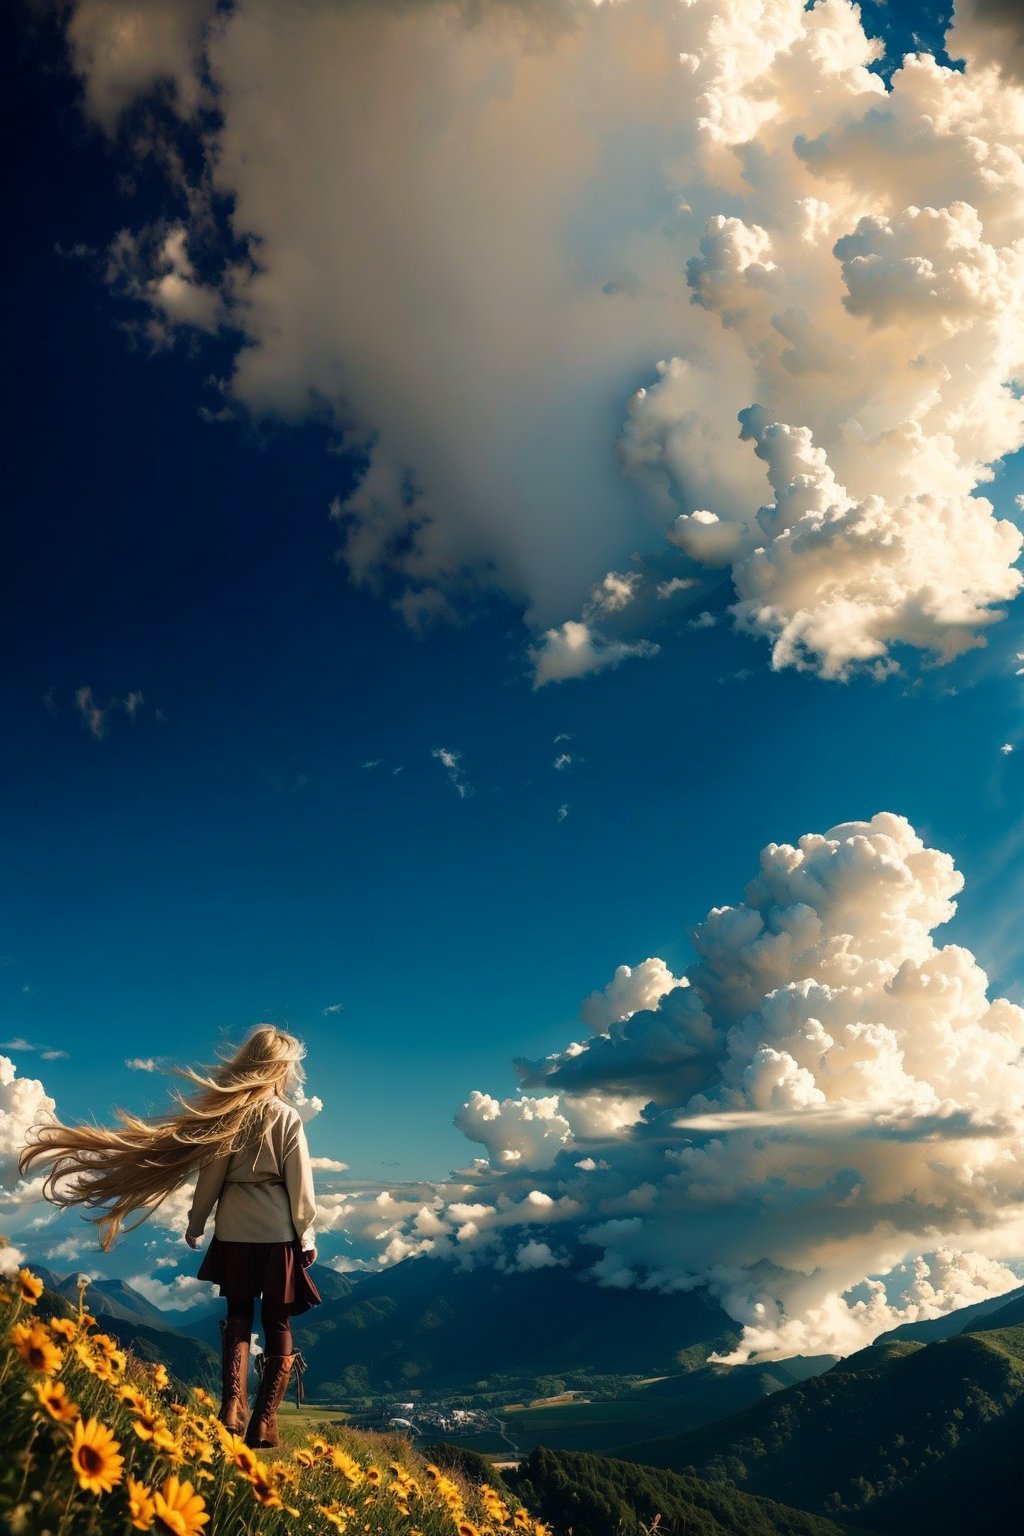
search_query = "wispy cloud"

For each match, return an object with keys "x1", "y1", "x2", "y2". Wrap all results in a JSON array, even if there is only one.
[
  {"x1": 75, "y1": 686, "x2": 149, "y2": 740},
  {"x1": 431, "y1": 747, "x2": 472, "y2": 799},
  {"x1": 1, "y1": 1036, "x2": 68, "y2": 1060},
  {"x1": 655, "y1": 577, "x2": 699, "y2": 601},
  {"x1": 125, "y1": 1057, "x2": 159, "y2": 1072},
  {"x1": 531, "y1": 621, "x2": 658, "y2": 687},
  {"x1": 322, "y1": 1003, "x2": 344, "y2": 1016},
  {"x1": 310, "y1": 1156, "x2": 349, "y2": 1172},
  {"x1": 556, "y1": 804, "x2": 570, "y2": 823}
]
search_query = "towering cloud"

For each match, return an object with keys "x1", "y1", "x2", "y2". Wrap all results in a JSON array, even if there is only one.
[
  {"x1": 59, "y1": 0, "x2": 1024, "y2": 677},
  {"x1": 345, "y1": 814, "x2": 1024, "y2": 1360}
]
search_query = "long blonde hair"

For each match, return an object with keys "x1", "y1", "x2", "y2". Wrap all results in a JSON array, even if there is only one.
[{"x1": 19, "y1": 1025, "x2": 306, "y2": 1251}]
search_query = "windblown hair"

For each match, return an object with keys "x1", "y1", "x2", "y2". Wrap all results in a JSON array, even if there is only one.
[{"x1": 18, "y1": 1025, "x2": 306, "y2": 1251}]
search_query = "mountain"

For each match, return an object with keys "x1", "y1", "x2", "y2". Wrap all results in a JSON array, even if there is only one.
[
  {"x1": 23, "y1": 1267, "x2": 177, "y2": 1329},
  {"x1": 615, "y1": 1323, "x2": 1024, "y2": 1532},
  {"x1": 289, "y1": 1255, "x2": 738, "y2": 1398},
  {"x1": 178, "y1": 1262, "x2": 354, "y2": 1348},
  {"x1": 967, "y1": 1288, "x2": 1024, "y2": 1332},
  {"x1": 63, "y1": 1275, "x2": 173, "y2": 1328},
  {"x1": 507, "y1": 1446, "x2": 851, "y2": 1536},
  {"x1": 873, "y1": 1282, "x2": 1024, "y2": 1346},
  {"x1": 505, "y1": 1355, "x2": 836, "y2": 1456}
]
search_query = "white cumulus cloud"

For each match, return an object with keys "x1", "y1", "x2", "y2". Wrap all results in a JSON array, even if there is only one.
[
  {"x1": 56, "y1": 0, "x2": 1024, "y2": 681},
  {"x1": 359, "y1": 813, "x2": 1024, "y2": 1360},
  {"x1": 0, "y1": 1056, "x2": 56, "y2": 1191}
]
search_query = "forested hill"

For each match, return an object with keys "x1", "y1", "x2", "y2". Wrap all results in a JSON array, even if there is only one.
[
  {"x1": 615, "y1": 1324, "x2": 1024, "y2": 1532},
  {"x1": 508, "y1": 1447, "x2": 851, "y2": 1536}
]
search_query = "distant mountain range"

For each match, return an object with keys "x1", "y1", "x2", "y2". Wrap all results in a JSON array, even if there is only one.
[{"x1": 287, "y1": 1254, "x2": 741, "y2": 1398}]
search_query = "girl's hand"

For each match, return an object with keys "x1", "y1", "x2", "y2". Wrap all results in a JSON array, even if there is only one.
[
  {"x1": 185, "y1": 1233, "x2": 202, "y2": 1250},
  {"x1": 301, "y1": 1247, "x2": 317, "y2": 1268}
]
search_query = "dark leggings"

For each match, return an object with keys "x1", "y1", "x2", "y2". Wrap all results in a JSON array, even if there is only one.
[{"x1": 226, "y1": 1293, "x2": 292, "y2": 1356}]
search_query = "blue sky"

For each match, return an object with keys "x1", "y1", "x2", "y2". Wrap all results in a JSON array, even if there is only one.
[{"x1": 3, "y1": 0, "x2": 1024, "y2": 1338}]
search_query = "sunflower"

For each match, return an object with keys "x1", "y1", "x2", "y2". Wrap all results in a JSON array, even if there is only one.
[
  {"x1": 246, "y1": 1470, "x2": 284, "y2": 1510},
  {"x1": 151, "y1": 1475, "x2": 209, "y2": 1536},
  {"x1": 319, "y1": 1506, "x2": 349, "y2": 1532},
  {"x1": 32, "y1": 1378, "x2": 78, "y2": 1423},
  {"x1": 152, "y1": 1425, "x2": 183, "y2": 1460},
  {"x1": 12, "y1": 1321, "x2": 63, "y2": 1375},
  {"x1": 330, "y1": 1448, "x2": 364, "y2": 1486},
  {"x1": 150, "y1": 1363, "x2": 170, "y2": 1392},
  {"x1": 127, "y1": 1476, "x2": 157, "y2": 1532},
  {"x1": 365, "y1": 1465, "x2": 383, "y2": 1486},
  {"x1": 49, "y1": 1316, "x2": 77, "y2": 1341},
  {"x1": 293, "y1": 1448, "x2": 316, "y2": 1468},
  {"x1": 120, "y1": 1386, "x2": 149, "y2": 1411},
  {"x1": 457, "y1": 1522, "x2": 481, "y2": 1536},
  {"x1": 17, "y1": 1268, "x2": 43, "y2": 1304},
  {"x1": 309, "y1": 1436, "x2": 330, "y2": 1458},
  {"x1": 191, "y1": 1386, "x2": 216, "y2": 1412},
  {"x1": 132, "y1": 1405, "x2": 163, "y2": 1441},
  {"x1": 69, "y1": 1418, "x2": 125, "y2": 1496},
  {"x1": 222, "y1": 1433, "x2": 259, "y2": 1477}
]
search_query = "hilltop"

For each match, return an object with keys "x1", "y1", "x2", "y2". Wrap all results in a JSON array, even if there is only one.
[{"x1": 615, "y1": 1321, "x2": 1024, "y2": 1531}]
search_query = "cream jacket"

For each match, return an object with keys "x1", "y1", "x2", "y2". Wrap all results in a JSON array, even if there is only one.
[{"x1": 186, "y1": 1097, "x2": 317, "y2": 1249}]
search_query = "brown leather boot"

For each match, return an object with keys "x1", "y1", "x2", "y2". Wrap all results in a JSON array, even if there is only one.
[
  {"x1": 244, "y1": 1352, "x2": 305, "y2": 1449},
  {"x1": 218, "y1": 1318, "x2": 250, "y2": 1433}
]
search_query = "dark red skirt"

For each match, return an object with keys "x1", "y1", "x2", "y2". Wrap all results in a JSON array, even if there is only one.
[{"x1": 197, "y1": 1238, "x2": 322, "y2": 1315}]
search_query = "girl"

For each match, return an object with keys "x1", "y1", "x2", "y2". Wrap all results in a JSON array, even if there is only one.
[{"x1": 19, "y1": 1024, "x2": 321, "y2": 1448}]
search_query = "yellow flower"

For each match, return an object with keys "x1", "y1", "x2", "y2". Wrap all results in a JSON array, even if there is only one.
[
  {"x1": 150, "y1": 1363, "x2": 170, "y2": 1392},
  {"x1": 12, "y1": 1321, "x2": 63, "y2": 1375},
  {"x1": 153, "y1": 1425, "x2": 182, "y2": 1459},
  {"x1": 294, "y1": 1448, "x2": 316, "y2": 1467},
  {"x1": 192, "y1": 1387, "x2": 216, "y2": 1411},
  {"x1": 365, "y1": 1465, "x2": 383, "y2": 1486},
  {"x1": 330, "y1": 1448, "x2": 364, "y2": 1486},
  {"x1": 247, "y1": 1470, "x2": 284, "y2": 1509},
  {"x1": 457, "y1": 1523, "x2": 482, "y2": 1536},
  {"x1": 120, "y1": 1385, "x2": 149, "y2": 1410},
  {"x1": 32, "y1": 1378, "x2": 78, "y2": 1423},
  {"x1": 221, "y1": 1433, "x2": 259, "y2": 1477},
  {"x1": 319, "y1": 1506, "x2": 349, "y2": 1532},
  {"x1": 49, "y1": 1316, "x2": 77, "y2": 1340},
  {"x1": 309, "y1": 1436, "x2": 330, "y2": 1458},
  {"x1": 69, "y1": 1418, "x2": 124, "y2": 1496},
  {"x1": 151, "y1": 1475, "x2": 209, "y2": 1536},
  {"x1": 132, "y1": 1405, "x2": 163, "y2": 1441},
  {"x1": 127, "y1": 1476, "x2": 157, "y2": 1531},
  {"x1": 17, "y1": 1268, "x2": 44, "y2": 1304}
]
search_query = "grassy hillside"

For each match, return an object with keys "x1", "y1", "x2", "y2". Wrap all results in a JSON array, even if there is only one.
[
  {"x1": 617, "y1": 1326, "x2": 1024, "y2": 1529},
  {"x1": 509, "y1": 1446, "x2": 851, "y2": 1536},
  {"x1": 0, "y1": 1266, "x2": 853, "y2": 1536}
]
